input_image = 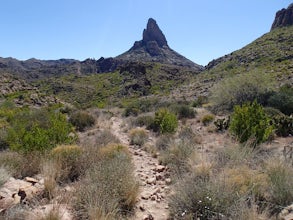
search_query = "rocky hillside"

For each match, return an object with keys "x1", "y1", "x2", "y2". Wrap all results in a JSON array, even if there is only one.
[
  {"x1": 117, "y1": 18, "x2": 203, "y2": 70},
  {"x1": 0, "y1": 73, "x2": 58, "y2": 106},
  {"x1": 205, "y1": 25, "x2": 293, "y2": 84}
]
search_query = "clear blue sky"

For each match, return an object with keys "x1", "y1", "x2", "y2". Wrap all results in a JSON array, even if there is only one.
[{"x1": 0, "y1": 1, "x2": 292, "y2": 65}]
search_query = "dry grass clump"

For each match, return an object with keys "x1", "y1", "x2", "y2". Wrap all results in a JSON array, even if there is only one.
[
  {"x1": 159, "y1": 140, "x2": 196, "y2": 177},
  {"x1": 0, "y1": 166, "x2": 10, "y2": 187},
  {"x1": 50, "y1": 145, "x2": 83, "y2": 183},
  {"x1": 129, "y1": 128, "x2": 148, "y2": 146},
  {"x1": 41, "y1": 160, "x2": 59, "y2": 199},
  {"x1": 0, "y1": 151, "x2": 42, "y2": 178},
  {"x1": 201, "y1": 114, "x2": 215, "y2": 126},
  {"x1": 93, "y1": 129, "x2": 120, "y2": 147},
  {"x1": 265, "y1": 159, "x2": 293, "y2": 213},
  {"x1": 74, "y1": 144, "x2": 138, "y2": 219}
]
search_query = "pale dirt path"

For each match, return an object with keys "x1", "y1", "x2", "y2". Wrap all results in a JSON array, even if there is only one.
[{"x1": 110, "y1": 117, "x2": 171, "y2": 220}]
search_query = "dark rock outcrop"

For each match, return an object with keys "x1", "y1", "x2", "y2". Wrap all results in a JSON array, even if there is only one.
[
  {"x1": 117, "y1": 18, "x2": 203, "y2": 70},
  {"x1": 271, "y1": 3, "x2": 293, "y2": 30},
  {"x1": 142, "y1": 18, "x2": 168, "y2": 47}
]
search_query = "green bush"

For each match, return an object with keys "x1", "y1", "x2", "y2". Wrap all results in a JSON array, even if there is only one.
[
  {"x1": 6, "y1": 108, "x2": 74, "y2": 153},
  {"x1": 210, "y1": 71, "x2": 275, "y2": 112},
  {"x1": 69, "y1": 111, "x2": 95, "y2": 132},
  {"x1": 154, "y1": 108, "x2": 178, "y2": 134},
  {"x1": 268, "y1": 84, "x2": 293, "y2": 115},
  {"x1": 229, "y1": 101, "x2": 274, "y2": 145}
]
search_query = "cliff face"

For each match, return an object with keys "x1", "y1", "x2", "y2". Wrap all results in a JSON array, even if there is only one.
[{"x1": 271, "y1": 3, "x2": 293, "y2": 30}]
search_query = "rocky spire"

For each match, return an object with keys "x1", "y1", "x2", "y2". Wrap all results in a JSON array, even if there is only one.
[
  {"x1": 142, "y1": 18, "x2": 168, "y2": 47},
  {"x1": 271, "y1": 3, "x2": 293, "y2": 30}
]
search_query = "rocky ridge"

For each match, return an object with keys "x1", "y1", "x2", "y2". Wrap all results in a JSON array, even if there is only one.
[{"x1": 271, "y1": 3, "x2": 293, "y2": 30}]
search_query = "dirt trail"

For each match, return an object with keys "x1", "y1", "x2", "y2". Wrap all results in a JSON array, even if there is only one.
[{"x1": 110, "y1": 117, "x2": 170, "y2": 220}]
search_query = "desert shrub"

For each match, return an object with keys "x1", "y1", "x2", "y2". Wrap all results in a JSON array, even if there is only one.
[
  {"x1": 129, "y1": 128, "x2": 148, "y2": 146},
  {"x1": 133, "y1": 115, "x2": 154, "y2": 129},
  {"x1": 265, "y1": 159, "x2": 293, "y2": 213},
  {"x1": 173, "y1": 104, "x2": 196, "y2": 119},
  {"x1": 0, "y1": 128, "x2": 8, "y2": 150},
  {"x1": 169, "y1": 166, "x2": 268, "y2": 220},
  {"x1": 229, "y1": 101, "x2": 274, "y2": 145},
  {"x1": 69, "y1": 110, "x2": 95, "y2": 132},
  {"x1": 41, "y1": 159, "x2": 59, "y2": 199},
  {"x1": 178, "y1": 127, "x2": 202, "y2": 144},
  {"x1": 155, "y1": 134, "x2": 174, "y2": 151},
  {"x1": 6, "y1": 108, "x2": 74, "y2": 153},
  {"x1": 50, "y1": 145, "x2": 83, "y2": 183},
  {"x1": 153, "y1": 108, "x2": 178, "y2": 133},
  {"x1": 272, "y1": 115, "x2": 293, "y2": 137},
  {"x1": 268, "y1": 84, "x2": 293, "y2": 115},
  {"x1": 93, "y1": 129, "x2": 120, "y2": 147},
  {"x1": 0, "y1": 166, "x2": 10, "y2": 187},
  {"x1": 210, "y1": 71, "x2": 275, "y2": 112},
  {"x1": 201, "y1": 114, "x2": 215, "y2": 126},
  {"x1": 169, "y1": 175, "x2": 239, "y2": 219},
  {"x1": 75, "y1": 144, "x2": 138, "y2": 219},
  {"x1": 214, "y1": 145, "x2": 257, "y2": 168},
  {"x1": 192, "y1": 96, "x2": 208, "y2": 107},
  {"x1": 160, "y1": 141, "x2": 195, "y2": 176},
  {"x1": 123, "y1": 105, "x2": 139, "y2": 117}
]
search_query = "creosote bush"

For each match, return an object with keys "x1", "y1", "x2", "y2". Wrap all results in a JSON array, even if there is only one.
[
  {"x1": 129, "y1": 128, "x2": 148, "y2": 146},
  {"x1": 69, "y1": 110, "x2": 95, "y2": 132},
  {"x1": 153, "y1": 108, "x2": 178, "y2": 134},
  {"x1": 173, "y1": 104, "x2": 196, "y2": 119},
  {"x1": 229, "y1": 101, "x2": 274, "y2": 145},
  {"x1": 210, "y1": 71, "x2": 275, "y2": 112},
  {"x1": 268, "y1": 84, "x2": 293, "y2": 115}
]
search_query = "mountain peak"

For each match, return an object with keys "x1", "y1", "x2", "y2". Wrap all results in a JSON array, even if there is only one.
[
  {"x1": 116, "y1": 18, "x2": 203, "y2": 70},
  {"x1": 271, "y1": 4, "x2": 293, "y2": 30},
  {"x1": 142, "y1": 18, "x2": 168, "y2": 47}
]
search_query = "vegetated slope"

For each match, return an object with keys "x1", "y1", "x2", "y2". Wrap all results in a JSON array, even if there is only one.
[
  {"x1": 206, "y1": 26, "x2": 293, "y2": 82},
  {"x1": 170, "y1": 25, "x2": 293, "y2": 102},
  {"x1": 35, "y1": 62, "x2": 199, "y2": 108}
]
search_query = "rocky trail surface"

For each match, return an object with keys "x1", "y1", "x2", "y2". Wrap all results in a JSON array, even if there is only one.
[{"x1": 110, "y1": 117, "x2": 171, "y2": 220}]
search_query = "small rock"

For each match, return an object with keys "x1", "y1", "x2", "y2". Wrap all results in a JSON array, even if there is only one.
[
  {"x1": 150, "y1": 195, "x2": 156, "y2": 201},
  {"x1": 139, "y1": 205, "x2": 145, "y2": 211},
  {"x1": 24, "y1": 177, "x2": 38, "y2": 185},
  {"x1": 155, "y1": 173, "x2": 163, "y2": 181},
  {"x1": 146, "y1": 177, "x2": 156, "y2": 185},
  {"x1": 165, "y1": 178, "x2": 172, "y2": 185},
  {"x1": 143, "y1": 214, "x2": 154, "y2": 220},
  {"x1": 155, "y1": 165, "x2": 165, "y2": 172}
]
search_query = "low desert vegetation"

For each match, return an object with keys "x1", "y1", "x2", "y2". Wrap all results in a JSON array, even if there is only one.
[
  {"x1": 69, "y1": 110, "x2": 95, "y2": 132},
  {"x1": 129, "y1": 128, "x2": 148, "y2": 146},
  {"x1": 210, "y1": 71, "x2": 275, "y2": 112},
  {"x1": 74, "y1": 144, "x2": 138, "y2": 219}
]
